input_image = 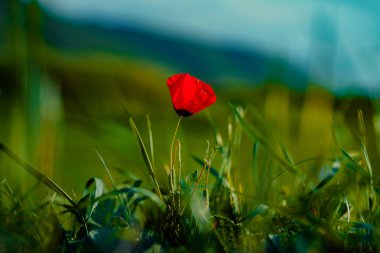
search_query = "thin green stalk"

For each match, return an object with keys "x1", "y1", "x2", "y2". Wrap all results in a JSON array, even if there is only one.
[
  {"x1": 181, "y1": 162, "x2": 207, "y2": 215},
  {"x1": 177, "y1": 139, "x2": 182, "y2": 209},
  {"x1": 146, "y1": 115, "x2": 155, "y2": 168},
  {"x1": 170, "y1": 116, "x2": 182, "y2": 191},
  {"x1": 95, "y1": 150, "x2": 133, "y2": 225},
  {"x1": 177, "y1": 139, "x2": 182, "y2": 189},
  {"x1": 205, "y1": 147, "x2": 216, "y2": 192}
]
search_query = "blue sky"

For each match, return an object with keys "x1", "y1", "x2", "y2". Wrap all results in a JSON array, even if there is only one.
[{"x1": 39, "y1": 0, "x2": 380, "y2": 94}]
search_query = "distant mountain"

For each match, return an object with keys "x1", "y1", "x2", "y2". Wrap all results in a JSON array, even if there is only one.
[{"x1": 43, "y1": 12, "x2": 309, "y2": 88}]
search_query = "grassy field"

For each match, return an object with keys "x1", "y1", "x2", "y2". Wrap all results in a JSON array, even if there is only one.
[
  {"x1": 1, "y1": 50, "x2": 380, "y2": 252},
  {"x1": 1, "y1": 1, "x2": 380, "y2": 252}
]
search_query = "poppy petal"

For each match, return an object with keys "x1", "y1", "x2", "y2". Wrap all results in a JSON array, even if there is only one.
[{"x1": 167, "y1": 73, "x2": 216, "y2": 116}]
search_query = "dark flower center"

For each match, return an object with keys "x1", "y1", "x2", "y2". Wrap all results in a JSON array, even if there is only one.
[{"x1": 175, "y1": 108, "x2": 193, "y2": 117}]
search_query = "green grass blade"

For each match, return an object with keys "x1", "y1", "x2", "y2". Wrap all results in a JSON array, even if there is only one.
[
  {"x1": 229, "y1": 103, "x2": 298, "y2": 177},
  {"x1": 146, "y1": 115, "x2": 155, "y2": 168},
  {"x1": 177, "y1": 139, "x2": 182, "y2": 190},
  {"x1": 361, "y1": 143, "x2": 374, "y2": 179},
  {"x1": 128, "y1": 116, "x2": 162, "y2": 200},
  {"x1": 95, "y1": 150, "x2": 133, "y2": 224},
  {"x1": 0, "y1": 142, "x2": 76, "y2": 206},
  {"x1": 249, "y1": 106, "x2": 295, "y2": 165},
  {"x1": 340, "y1": 148, "x2": 370, "y2": 179}
]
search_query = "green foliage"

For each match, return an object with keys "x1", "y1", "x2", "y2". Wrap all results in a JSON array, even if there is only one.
[{"x1": 1, "y1": 105, "x2": 380, "y2": 253}]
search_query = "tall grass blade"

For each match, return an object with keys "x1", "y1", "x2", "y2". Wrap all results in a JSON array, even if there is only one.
[
  {"x1": 249, "y1": 106, "x2": 295, "y2": 165},
  {"x1": 169, "y1": 116, "x2": 182, "y2": 192},
  {"x1": 229, "y1": 103, "x2": 298, "y2": 177},
  {"x1": 357, "y1": 109, "x2": 377, "y2": 208},
  {"x1": 0, "y1": 142, "x2": 75, "y2": 206},
  {"x1": 128, "y1": 116, "x2": 162, "y2": 200},
  {"x1": 177, "y1": 140, "x2": 182, "y2": 190},
  {"x1": 343, "y1": 193, "x2": 350, "y2": 223},
  {"x1": 340, "y1": 148, "x2": 370, "y2": 179},
  {"x1": 146, "y1": 115, "x2": 155, "y2": 168},
  {"x1": 95, "y1": 150, "x2": 133, "y2": 224},
  {"x1": 251, "y1": 142, "x2": 261, "y2": 193}
]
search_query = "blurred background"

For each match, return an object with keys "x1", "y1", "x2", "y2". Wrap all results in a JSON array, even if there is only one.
[{"x1": 1, "y1": 0, "x2": 380, "y2": 194}]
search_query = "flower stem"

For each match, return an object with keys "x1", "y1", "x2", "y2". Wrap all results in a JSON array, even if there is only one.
[{"x1": 170, "y1": 116, "x2": 182, "y2": 191}]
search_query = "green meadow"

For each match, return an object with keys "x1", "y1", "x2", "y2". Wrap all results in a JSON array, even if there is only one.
[{"x1": 1, "y1": 1, "x2": 380, "y2": 252}]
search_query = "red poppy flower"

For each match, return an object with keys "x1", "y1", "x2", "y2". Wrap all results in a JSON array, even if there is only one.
[{"x1": 167, "y1": 73, "x2": 216, "y2": 117}]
